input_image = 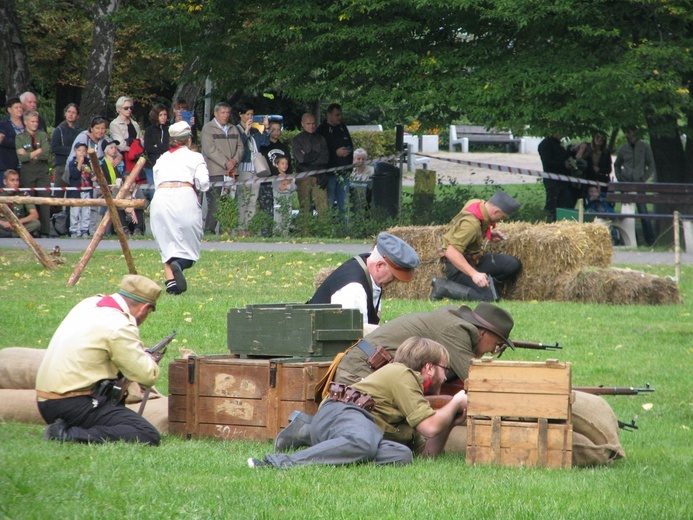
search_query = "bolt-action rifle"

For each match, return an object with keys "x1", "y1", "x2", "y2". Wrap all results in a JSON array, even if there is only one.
[
  {"x1": 497, "y1": 340, "x2": 563, "y2": 357},
  {"x1": 572, "y1": 383, "x2": 654, "y2": 396},
  {"x1": 110, "y1": 330, "x2": 177, "y2": 408}
]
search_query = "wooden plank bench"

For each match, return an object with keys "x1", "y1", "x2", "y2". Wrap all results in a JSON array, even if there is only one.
[
  {"x1": 588, "y1": 182, "x2": 693, "y2": 248},
  {"x1": 449, "y1": 125, "x2": 522, "y2": 153},
  {"x1": 347, "y1": 124, "x2": 383, "y2": 132}
]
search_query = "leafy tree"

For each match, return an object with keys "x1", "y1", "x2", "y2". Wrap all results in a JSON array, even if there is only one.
[
  {"x1": 156, "y1": 0, "x2": 692, "y2": 182},
  {"x1": 0, "y1": 0, "x2": 30, "y2": 97}
]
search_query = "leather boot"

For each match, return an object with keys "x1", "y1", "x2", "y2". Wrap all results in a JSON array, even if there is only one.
[
  {"x1": 274, "y1": 411, "x2": 313, "y2": 452},
  {"x1": 43, "y1": 419, "x2": 73, "y2": 442},
  {"x1": 430, "y1": 278, "x2": 473, "y2": 301}
]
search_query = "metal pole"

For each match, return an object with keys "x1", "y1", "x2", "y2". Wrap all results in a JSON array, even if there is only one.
[{"x1": 674, "y1": 211, "x2": 680, "y2": 283}]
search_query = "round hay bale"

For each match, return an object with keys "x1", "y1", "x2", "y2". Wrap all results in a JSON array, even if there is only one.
[{"x1": 562, "y1": 267, "x2": 681, "y2": 305}]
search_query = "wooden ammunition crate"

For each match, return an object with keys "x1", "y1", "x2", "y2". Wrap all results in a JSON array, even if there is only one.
[
  {"x1": 168, "y1": 355, "x2": 330, "y2": 442},
  {"x1": 467, "y1": 418, "x2": 572, "y2": 469},
  {"x1": 465, "y1": 358, "x2": 573, "y2": 468},
  {"x1": 227, "y1": 303, "x2": 362, "y2": 358}
]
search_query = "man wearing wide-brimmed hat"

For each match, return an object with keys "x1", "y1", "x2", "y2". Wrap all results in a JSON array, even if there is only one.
[
  {"x1": 36, "y1": 275, "x2": 163, "y2": 445},
  {"x1": 334, "y1": 302, "x2": 514, "y2": 388},
  {"x1": 309, "y1": 232, "x2": 420, "y2": 329},
  {"x1": 431, "y1": 189, "x2": 522, "y2": 302}
]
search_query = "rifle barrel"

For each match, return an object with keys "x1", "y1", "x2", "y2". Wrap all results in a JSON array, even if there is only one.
[
  {"x1": 513, "y1": 341, "x2": 563, "y2": 350},
  {"x1": 573, "y1": 385, "x2": 654, "y2": 395}
]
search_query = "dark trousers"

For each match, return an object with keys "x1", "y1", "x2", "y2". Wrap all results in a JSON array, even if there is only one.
[
  {"x1": 258, "y1": 180, "x2": 274, "y2": 237},
  {"x1": 19, "y1": 166, "x2": 51, "y2": 235},
  {"x1": 204, "y1": 177, "x2": 224, "y2": 233},
  {"x1": 263, "y1": 400, "x2": 412, "y2": 468},
  {"x1": 636, "y1": 202, "x2": 656, "y2": 246},
  {"x1": 543, "y1": 178, "x2": 578, "y2": 223},
  {"x1": 38, "y1": 394, "x2": 160, "y2": 445},
  {"x1": 446, "y1": 254, "x2": 522, "y2": 300}
]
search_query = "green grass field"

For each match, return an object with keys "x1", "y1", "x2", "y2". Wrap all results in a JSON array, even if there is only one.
[{"x1": 1, "y1": 247, "x2": 691, "y2": 519}]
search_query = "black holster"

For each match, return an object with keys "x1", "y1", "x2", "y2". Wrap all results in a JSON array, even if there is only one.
[{"x1": 92, "y1": 379, "x2": 116, "y2": 398}]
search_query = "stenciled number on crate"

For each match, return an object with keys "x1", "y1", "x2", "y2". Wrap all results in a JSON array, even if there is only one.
[{"x1": 214, "y1": 424, "x2": 253, "y2": 440}]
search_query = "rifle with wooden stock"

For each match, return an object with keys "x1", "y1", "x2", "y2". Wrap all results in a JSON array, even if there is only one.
[
  {"x1": 109, "y1": 330, "x2": 177, "y2": 408},
  {"x1": 572, "y1": 383, "x2": 654, "y2": 396},
  {"x1": 497, "y1": 340, "x2": 563, "y2": 357}
]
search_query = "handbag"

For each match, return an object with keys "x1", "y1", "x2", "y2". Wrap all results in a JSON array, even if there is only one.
[{"x1": 249, "y1": 136, "x2": 271, "y2": 178}]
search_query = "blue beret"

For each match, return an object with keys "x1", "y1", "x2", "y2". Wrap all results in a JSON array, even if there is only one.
[{"x1": 376, "y1": 232, "x2": 420, "y2": 282}]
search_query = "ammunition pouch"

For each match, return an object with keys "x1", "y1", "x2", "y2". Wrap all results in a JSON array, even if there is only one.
[
  {"x1": 328, "y1": 382, "x2": 375, "y2": 412},
  {"x1": 368, "y1": 345, "x2": 393, "y2": 371},
  {"x1": 355, "y1": 339, "x2": 393, "y2": 371}
]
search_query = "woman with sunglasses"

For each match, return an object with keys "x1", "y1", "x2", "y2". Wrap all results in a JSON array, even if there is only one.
[{"x1": 109, "y1": 96, "x2": 143, "y2": 176}]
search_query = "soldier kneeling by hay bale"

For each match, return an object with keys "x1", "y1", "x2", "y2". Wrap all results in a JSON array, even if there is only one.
[{"x1": 430, "y1": 189, "x2": 522, "y2": 302}]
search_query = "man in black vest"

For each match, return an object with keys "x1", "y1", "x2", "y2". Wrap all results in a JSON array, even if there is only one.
[{"x1": 308, "y1": 232, "x2": 419, "y2": 329}]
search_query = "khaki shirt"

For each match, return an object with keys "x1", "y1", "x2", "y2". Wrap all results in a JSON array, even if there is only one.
[
  {"x1": 36, "y1": 294, "x2": 159, "y2": 394},
  {"x1": 442, "y1": 199, "x2": 492, "y2": 256},
  {"x1": 335, "y1": 306, "x2": 479, "y2": 386},
  {"x1": 352, "y1": 363, "x2": 435, "y2": 453}
]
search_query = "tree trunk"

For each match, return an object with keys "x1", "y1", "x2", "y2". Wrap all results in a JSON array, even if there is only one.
[
  {"x1": 0, "y1": 0, "x2": 30, "y2": 97},
  {"x1": 78, "y1": 0, "x2": 121, "y2": 126},
  {"x1": 647, "y1": 115, "x2": 690, "y2": 245},
  {"x1": 646, "y1": 113, "x2": 688, "y2": 184},
  {"x1": 172, "y1": 57, "x2": 205, "y2": 125}
]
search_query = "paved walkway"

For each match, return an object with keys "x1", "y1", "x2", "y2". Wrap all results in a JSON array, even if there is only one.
[
  {"x1": 403, "y1": 150, "x2": 545, "y2": 187},
  {"x1": 0, "y1": 237, "x2": 689, "y2": 265}
]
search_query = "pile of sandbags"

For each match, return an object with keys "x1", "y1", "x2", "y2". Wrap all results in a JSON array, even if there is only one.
[{"x1": 0, "y1": 347, "x2": 169, "y2": 433}]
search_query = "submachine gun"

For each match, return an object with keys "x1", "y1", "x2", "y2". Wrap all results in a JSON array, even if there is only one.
[{"x1": 109, "y1": 330, "x2": 177, "y2": 411}]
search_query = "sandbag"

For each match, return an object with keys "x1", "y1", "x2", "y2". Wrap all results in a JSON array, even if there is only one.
[
  {"x1": 0, "y1": 389, "x2": 169, "y2": 435},
  {"x1": 571, "y1": 390, "x2": 626, "y2": 466},
  {"x1": 0, "y1": 389, "x2": 43, "y2": 423},
  {"x1": 126, "y1": 396, "x2": 169, "y2": 434},
  {"x1": 0, "y1": 348, "x2": 45, "y2": 389},
  {"x1": 443, "y1": 425, "x2": 468, "y2": 454}
]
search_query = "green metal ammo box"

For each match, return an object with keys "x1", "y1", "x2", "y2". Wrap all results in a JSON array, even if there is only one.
[{"x1": 227, "y1": 303, "x2": 362, "y2": 358}]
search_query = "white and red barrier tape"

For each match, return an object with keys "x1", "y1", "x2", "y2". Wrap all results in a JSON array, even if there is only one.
[
  {"x1": 414, "y1": 152, "x2": 609, "y2": 188},
  {"x1": 0, "y1": 151, "x2": 606, "y2": 192}
]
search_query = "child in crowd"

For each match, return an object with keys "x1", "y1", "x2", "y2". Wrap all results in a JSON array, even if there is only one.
[
  {"x1": 272, "y1": 155, "x2": 296, "y2": 235},
  {"x1": 584, "y1": 185, "x2": 614, "y2": 214},
  {"x1": 100, "y1": 139, "x2": 124, "y2": 186},
  {"x1": 67, "y1": 142, "x2": 94, "y2": 237}
]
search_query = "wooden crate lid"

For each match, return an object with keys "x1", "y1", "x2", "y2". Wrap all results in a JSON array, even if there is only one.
[
  {"x1": 467, "y1": 358, "x2": 571, "y2": 394},
  {"x1": 466, "y1": 358, "x2": 572, "y2": 421}
]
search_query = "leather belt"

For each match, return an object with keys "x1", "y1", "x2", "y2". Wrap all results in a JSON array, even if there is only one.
[
  {"x1": 328, "y1": 382, "x2": 375, "y2": 412},
  {"x1": 36, "y1": 389, "x2": 93, "y2": 400},
  {"x1": 157, "y1": 181, "x2": 194, "y2": 189}
]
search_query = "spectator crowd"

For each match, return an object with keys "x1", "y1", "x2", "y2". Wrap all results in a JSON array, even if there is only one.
[{"x1": 0, "y1": 94, "x2": 373, "y2": 240}]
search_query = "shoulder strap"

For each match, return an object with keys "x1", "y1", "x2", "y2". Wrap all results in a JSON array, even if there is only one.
[
  {"x1": 354, "y1": 254, "x2": 371, "y2": 287},
  {"x1": 354, "y1": 254, "x2": 381, "y2": 313}
]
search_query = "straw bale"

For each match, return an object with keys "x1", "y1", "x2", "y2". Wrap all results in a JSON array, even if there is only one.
[
  {"x1": 382, "y1": 226, "x2": 446, "y2": 300},
  {"x1": 384, "y1": 222, "x2": 612, "y2": 301},
  {"x1": 312, "y1": 222, "x2": 678, "y2": 304},
  {"x1": 561, "y1": 267, "x2": 681, "y2": 305},
  {"x1": 314, "y1": 267, "x2": 335, "y2": 289}
]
